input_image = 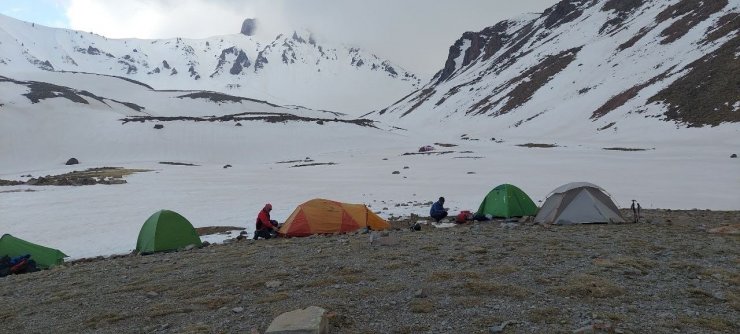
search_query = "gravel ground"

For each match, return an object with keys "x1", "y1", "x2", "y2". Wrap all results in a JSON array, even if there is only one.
[{"x1": 1, "y1": 209, "x2": 738, "y2": 333}]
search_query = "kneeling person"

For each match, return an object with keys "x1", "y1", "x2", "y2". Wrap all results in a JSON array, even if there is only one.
[{"x1": 254, "y1": 203, "x2": 278, "y2": 240}]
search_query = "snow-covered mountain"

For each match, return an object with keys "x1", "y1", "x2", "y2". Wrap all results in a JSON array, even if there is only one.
[
  {"x1": 0, "y1": 14, "x2": 420, "y2": 114},
  {"x1": 374, "y1": 0, "x2": 739, "y2": 139}
]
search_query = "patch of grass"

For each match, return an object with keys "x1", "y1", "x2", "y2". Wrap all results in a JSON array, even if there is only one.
[
  {"x1": 383, "y1": 262, "x2": 407, "y2": 270},
  {"x1": 148, "y1": 304, "x2": 195, "y2": 317},
  {"x1": 528, "y1": 307, "x2": 562, "y2": 324},
  {"x1": 256, "y1": 292, "x2": 289, "y2": 304},
  {"x1": 0, "y1": 310, "x2": 16, "y2": 322},
  {"x1": 430, "y1": 271, "x2": 480, "y2": 282},
  {"x1": 44, "y1": 289, "x2": 83, "y2": 303},
  {"x1": 306, "y1": 277, "x2": 340, "y2": 288},
  {"x1": 678, "y1": 315, "x2": 737, "y2": 331},
  {"x1": 420, "y1": 245, "x2": 440, "y2": 252},
  {"x1": 409, "y1": 299, "x2": 435, "y2": 313},
  {"x1": 393, "y1": 325, "x2": 431, "y2": 333},
  {"x1": 84, "y1": 312, "x2": 133, "y2": 328},
  {"x1": 552, "y1": 274, "x2": 624, "y2": 298},
  {"x1": 471, "y1": 314, "x2": 505, "y2": 329},
  {"x1": 593, "y1": 256, "x2": 656, "y2": 274},
  {"x1": 686, "y1": 288, "x2": 721, "y2": 305},
  {"x1": 728, "y1": 291, "x2": 740, "y2": 311},
  {"x1": 487, "y1": 264, "x2": 520, "y2": 275},
  {"x1": 181, "y1": 324, "x2": 212, "y2": 333},
  {"x1": 463, "y1": 280, "x2": 531, "y2": 299},
  {"x1": 453, "y1": 296, "x2": 484, "y2": 308},
  {"x1": 190, "y1": 296, "x2": 236, "y2": 310}
]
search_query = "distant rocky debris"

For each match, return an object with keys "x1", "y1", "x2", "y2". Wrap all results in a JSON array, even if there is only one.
[
  {"x1": 240, "y1": 18, "x2": 257, "y2": 36},
  {"x1": 0, "y1": 167, "x2": 144, "y2": 187},
  {"x1": 731, "y1": 154, "x2": 737, "y2": 158}
]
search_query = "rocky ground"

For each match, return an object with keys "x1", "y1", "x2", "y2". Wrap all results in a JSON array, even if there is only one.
[{"x1": 1, "y1": 209, "x2": 738, "y2": 333}]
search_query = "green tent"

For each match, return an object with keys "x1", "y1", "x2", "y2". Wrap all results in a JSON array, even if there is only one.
[
  {"x1": 136, "y1": 210, "x2": 202, "y2": 254},
  {"x1": 476, "y1": 184, "x2": 538, "y2": 218},
  {"x1": 0, "y1": 234, "x2": 67, "y2": 269}
]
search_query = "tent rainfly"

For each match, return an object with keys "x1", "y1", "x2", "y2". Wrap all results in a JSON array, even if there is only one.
[
  {"x1": 0, "y1": 234, "x2": 67, "y2": 269},
  {"x1": 279, "y1": 199, "x2": 390, "y2": 237},
  {"x1": 136, "y1": 210, "x2": 202, "y2": 253},
  {"x1": 475, "y1": 184, "x2": 538, "y2": 218},
  {"x1": 535, "y1": 182, "x2": 625, "y2": 225}
]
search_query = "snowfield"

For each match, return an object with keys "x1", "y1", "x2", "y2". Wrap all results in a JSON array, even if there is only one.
[{"x1": 1, "y1": 110, "x2": 738, "y2": 259}]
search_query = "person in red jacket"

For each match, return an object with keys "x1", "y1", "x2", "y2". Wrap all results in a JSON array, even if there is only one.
[{"x1": 254, "y1": 203, "x2": 278, "y2": 240}]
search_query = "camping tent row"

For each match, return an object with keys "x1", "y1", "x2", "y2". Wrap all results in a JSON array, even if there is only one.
[
  {"x1": 135, "y1": 199, "x2": 391, "y2": 253},
  {"x1": 2, "y1": 184, "x2": 624, "y2": 265},
  {"x1": 476, "y1": 182, "x2": 624, "y2": 225}
]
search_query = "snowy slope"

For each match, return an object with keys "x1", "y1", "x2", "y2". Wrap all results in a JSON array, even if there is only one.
[
  {"x1": 0, "y1": 14, "x2": 420, "y2": 114},
  {"x1": 374, "y1": 0, "x2": 740, "y2": 142}
]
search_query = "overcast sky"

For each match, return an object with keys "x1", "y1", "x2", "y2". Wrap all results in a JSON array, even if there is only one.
[{"x1": 1, "y1": 0, "x2": 559, "y2": 77}]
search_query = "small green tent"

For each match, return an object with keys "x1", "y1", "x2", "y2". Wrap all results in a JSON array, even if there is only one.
[
  {"x1": 476, "y1": 184, "x2": 538, "y2": 218},
  {"x1": 136, "y1": 210, "x2": 202, "y2": 254},
  {"x1": 0, "y1": 234, "x2": 67, "y2": 269}
]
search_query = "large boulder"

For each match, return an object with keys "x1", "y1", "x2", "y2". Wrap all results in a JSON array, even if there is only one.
[
  {"x1": 65, "y1": 158, "x2": 79, "y2": 165},
  {"x1": 266, "y1": 306, "x2": 328, "y2": 334}
]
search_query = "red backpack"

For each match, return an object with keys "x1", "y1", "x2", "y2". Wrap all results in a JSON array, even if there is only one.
[{"x1": 456, "y1": 210, "x2": 472, "y2": 224}]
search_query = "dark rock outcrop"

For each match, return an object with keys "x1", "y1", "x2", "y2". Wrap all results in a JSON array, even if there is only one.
[
  {"x1": 65, "y1": 158, "x2": 79, "y2": 165},
  {"x1": 240, "y1": 19, "x2": 257, "y2": 36}
]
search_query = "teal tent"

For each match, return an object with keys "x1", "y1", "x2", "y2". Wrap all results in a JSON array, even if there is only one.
[
  {"x1": 476, "y1": 184, "x2": 538, "y2": 218},
  {"x1": 136, "y1": 210, "x2": 202, "y2": 254},
  {"x1": 0, "y1": 234, "x2": 67, "y2": 269}
]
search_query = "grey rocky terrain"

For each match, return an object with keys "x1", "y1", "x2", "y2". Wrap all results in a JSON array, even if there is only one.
[{"x1": 1, "y1": 209, "x2": 737, "y2": 333}]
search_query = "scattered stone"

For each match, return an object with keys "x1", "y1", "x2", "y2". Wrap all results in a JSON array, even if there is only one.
[
  {"x1": 489, "y1": 320, "x2": 515, "y2": 333},
  {"x1": 223, "y1": 164, "x2": 232, "y2": 169},
  {"x1": 265, "y1": 306, "x2": 328, "y2": 334},
  {"x1": 403, "y1": 166, "x2": 410, "y2": 169},
  {"x1": 154, "y1": 124, "x2": 164, "y2": 129},
  {"x1": 235, "y1": 122, "x2": 242, "y2": 127},
  {"x1": 65, "y1": 158, "x2": 79, "y2": 165},
  {"x1": 232, "y1": 307, "x2": 244, "y2": 313},
  {"x1": 731, "y1": 153, "x2": 737, "y2": 158},
  {"x1": 265, "y1": 280, "x2": 283, "y2": 289},
  {"x1": 146, "y1": 291, "x2": 159, "y2": 298},
  {"x1": 392, "y1": 171, "x2": 400, "y2": 174},
  {"x1": 183, "y1": 244, "x2": 197, "y2": 251},
  {"x1": 413, "y1": 288, "x2": 427, "y2": 298}
]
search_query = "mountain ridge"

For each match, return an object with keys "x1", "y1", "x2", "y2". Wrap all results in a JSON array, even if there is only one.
[
  {"x1": 375, "y1": 0, "x2": 739, "y2": 134},
  {"x1": 0, "y1": 13, "x2": 420, "y2": 114}
]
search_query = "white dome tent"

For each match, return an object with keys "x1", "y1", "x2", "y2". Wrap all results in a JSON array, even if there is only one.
[{"x1": 535, "y1": 182, "x2": 625, "y2": 225}]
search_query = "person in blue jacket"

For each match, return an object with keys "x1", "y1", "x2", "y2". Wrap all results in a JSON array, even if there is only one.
[{"x1": 430, "y1": 197, "x2": 449, "y2": 222}]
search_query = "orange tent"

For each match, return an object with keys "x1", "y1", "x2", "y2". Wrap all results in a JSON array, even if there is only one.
[{"x1": 279, "y1": 199, "x2": 390, "y2": 237}]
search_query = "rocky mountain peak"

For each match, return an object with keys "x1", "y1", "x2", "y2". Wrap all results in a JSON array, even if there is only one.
[
  {"x1": 240, "y1": 18, "x2": 257, "y2": 36},
  {"x1": 377, "y1": 0, "x2": 739, "y2": 131}
]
